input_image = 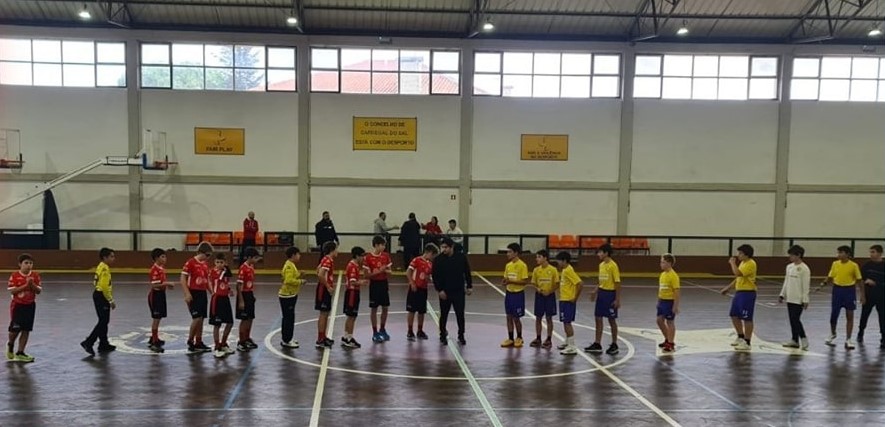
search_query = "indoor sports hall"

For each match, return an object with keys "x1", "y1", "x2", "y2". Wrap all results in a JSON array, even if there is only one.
[{"x1": 0, "y1": 1, "x2": 884, "y2": 426}]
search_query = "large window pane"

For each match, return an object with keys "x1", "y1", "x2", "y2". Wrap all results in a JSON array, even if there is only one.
[
  {"x1": 400, "y1": 72, "x2": 429, "y2": 95},
  {"x1": 96, "y1": 42, "x2": 125, "y2": 64},
  {"x1": 205, "y1": 45, "x2": 233, "y2": 67},
  {"x1": 502, "y1": 74, "x2": 532, "y2": 97},
  {"x1": 792, "y1": 58, "x2": 819, "y2": 78},
  {"x1": 849, "y1": 79, "x2": 877, "y2": 102},
  {"x1": 62, "y1": 64, "x2": 95, "y2": 87},
  {"x1": 267, "y1": 69, "x2": 296, "y2": 91},
  {"x1": 141, "y1": 66, "x2": 171, "y2": 88},
  {"x1": 268, "y1": 47, "x2": 295, "y2": 68},
  {"x1": 662, "y1": 77, "x2": 691, "y2": 99},
  {"x1": 751, "y1": 57, "x2": 778, "y2": 77},
  {"x1": 475, "y1": 52, "x2": 501, "y2": 73},
  {"x1": 432, "y1": 73, "x2": 459, "y2": 94},
  {"x1": 718, "y1": 78, "x2": 748, "y2": 100},
  {"x1": 33, "y1": 40, "x2": 61, "y2": 63},
  {"x1": 820, "y1": 57, "x2": 851, "y2": 78},
  {"x1": 372, "y1": 50, "x2": 398, "y2": 71},
  {"x1": 663, "y1": 55, "x2": 693, "y2": 76},
  {"x1": 0, "y1": 62, "x2": 31, "y2": 85},
  {"x1": 312, "y1": 48, "x2": 338, "y2": 69},
  {"x1": 62, "y1": 41, "x2": 94, "y2": 64},
  {"x1": 851, "y1": 57, "x2": 879, "y2": 79},
  {"x1": 693, "y1": 56, "x2": 719, "y2": 77},
  {"x1": 372, "y1": 72, "x2": 398, "y2": 94},
  {"x1": 432, "y1": 51, "x2": 459, "y2": 72},
  {"x1": 0, "y1": 39, "x2": 31, "y2": 61},
  {"x1": 749, "y1": 78, "x2": 777, "y2": 100},
  {"x1": 560, "y1": 76, "x2": 590, "y2": 98},
  {"x1": 633, "y1": 76, "x2": 661, "y2": 98},
  {"x1": 819, "y1": 79, "x2": 850, "y2": 101},
  {"x1": 96, "y1": 64, "x2": 126, "y2": 87},
  {"x1": 533, "y1": 53, "x2": 560, "y2": 75},
  {"x1": 692, "y1": 77, "x2": 718, "y2": 99},
  {"x1": 400, "y1": 50, "x2": 430, "y2": 72},
  {"x1": 880, "y1": 59, "x2": 885, "y2": 78},
  {"x1": 532, "y1": 75, "x2": 560, "y2": 97},
  {"x1": 235, "y1": 46, "x2": 265, "y2": 69},
  {"x1": 719, "y1": 56, "x2": 749, "y2": 77},
  {"x1": 33, "y1": 63, "x2": 62, "y2": 86},
  {"x1": 561, "y1": 53, "x2": 592, "y2": 75},
  {"x1": 503, "y1": 52, "x2": 533, "y2": 74},
  {"x1": 142, "y1": 44, "x2": 169, "y2": 65},
  {"x1": 172, "y1": 44, "x2": 203, "y2": 66},
  {"x1": 635, "y1": 55, "x2": 661, "y2": 75},
  {"x1": 592, "y1": 76, "x2": 619, "y2": 97},
  {"x1": 879, "y1": 81, "x2": 885, "y2": 101},
  {"x1": 341, "y1": 48, "x2": 371, "y2": 70},
  {"x1": 790, "y1": 79, "x2": 819, "y2": 100},
  {"x1": 341, "y1": 71, "x2": 370, "y2": 93},
  {"x1": 235, "y1": 68, "x2": 265, "y2": 91},
  {"x1": 173, "y1": 66, "x2": 204, "y2": 90},
  {"x1": 473, "y1": 74, "x2": 501, "y2": 95},
  {"x1": 593, "y1": 55, "x2": 620, "y2": 75},
  {"x1": 206, "y1": 68, "x2": 234, "y2": 90}
]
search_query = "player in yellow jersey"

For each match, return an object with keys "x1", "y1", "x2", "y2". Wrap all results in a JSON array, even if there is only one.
[
  {"x1": 719, "y1": 244, "x2": 757, "y2": 351},
  {"x1": 501, "y1": 243, "x2": 529, "y2": 348},
  {"x1": 530, "y1": 250, "x2": 559, "y2": 349},
  {"x1": 818, "y1": 245, "x2": 862, "y2": 349},
  {"x1": 586, "y1": 244, "x2": 621, "y2": 355},
  {"x1": 656, "y1": 254, "x2": 680, "y2": 353},
  {"x1": 81, "y1": 248, "x2": 117, "y2": 356},
  {"x1": 279, "y1": 246, "x2": 303, "y2": 349},
  {"x1": 555, "y1": 251, "x2": 582, "y2": 355}
]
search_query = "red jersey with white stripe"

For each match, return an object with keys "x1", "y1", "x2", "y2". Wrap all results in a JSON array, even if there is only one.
[
  {"x1": 364, "y1": 251, "x2": 391, "y2": 281},
  {"x1": 318, "y1": 256, "x2": 335, "y2": 287},
  {"x1": 210, "y1": 268, "x2": 231, "y2": 297},
  {"x1": 182, "y1": 257, "x2": 210, "y2": 291},
  {"x1": 408, "y1": 257, "x2": 433, "y2": 289},
  {"x1": 238, "y1": 263, "x2": 256, "y2": 292},
  {"x1": 7, "y1": 271, "x2": 41, "y2": 305},
  {"x1": 346, "y1": 260, "x2": 362, "y2": 291},
  {"x1": 149, "y1": 264, "x2": 166, "y2": 290}
]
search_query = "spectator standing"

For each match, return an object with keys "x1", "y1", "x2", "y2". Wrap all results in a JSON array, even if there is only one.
[
  {"x1": 314, "y1": 211, "x2": 339, "y2": 250},
  {"x1": 240, "y1": 211, "x2": 259, "y2": 264},
  {"x1": 399, "y1": 213, "x2": 422, "y2": 269}
]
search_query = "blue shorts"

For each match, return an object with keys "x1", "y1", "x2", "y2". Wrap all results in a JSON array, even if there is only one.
[
  {"x1": 559, "y1": 301, "x2": 576, "y2": 323},
  {"x1": 504, "y1": 291, "x2": 525, "y2": 318},
  {"x1": 657, "y1": 299, "x2": 675, "y2": 320},
  {"x1": 729, "y1": 291, "x2": 757, "y2": 321},
  {"x1": 534, "y1": 293, "x2": 557, "y2": 317},
  {"x1": 595, "y1": 289, "x2": 618, "y2": 319},
  {"x1": 832, "y1": 286, "x2": 857, "y2": 311}
]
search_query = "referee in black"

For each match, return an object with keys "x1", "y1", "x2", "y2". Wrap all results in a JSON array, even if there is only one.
[{"x1": 432, "y1": 237, "x2": 473, "y2": 346}]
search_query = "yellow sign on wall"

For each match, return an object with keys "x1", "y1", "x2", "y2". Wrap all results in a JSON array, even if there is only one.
[
  {"x1": 520, "y1": 134, "x2": 569, "y2": 161},
  {"x1": 353, "y1": 117, "x2": 417, "y2": 151},
  {"x1": 194, "y1": 127, "x2": 245, "y2": 155}
]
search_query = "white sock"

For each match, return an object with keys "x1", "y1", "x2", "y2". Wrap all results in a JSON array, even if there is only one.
[{"x1": 567, "y1": 336, "x2": 575, "y2": 347}]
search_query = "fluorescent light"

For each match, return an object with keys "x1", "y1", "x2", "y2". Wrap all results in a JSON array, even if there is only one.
[
  {"x1": 869, "y1": 28, "x2": 883, "y2": 37},
  {"x1": 78, "y1": 7, "x2": 91, "y2": 20},
  {"x1": 482, "y1": 20, "x2": 494, "y2": 32},
  {"x1": 286, "y1": 16, "x2": 298, "y2": 25},
  {"x1": 676, "y1": 26, "x2": 689, "y2": 36}
]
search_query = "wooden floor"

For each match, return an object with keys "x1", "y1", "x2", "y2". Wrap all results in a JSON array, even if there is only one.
[{"x1": 2, "y1": 273, "x2": 884, "y2": 426}]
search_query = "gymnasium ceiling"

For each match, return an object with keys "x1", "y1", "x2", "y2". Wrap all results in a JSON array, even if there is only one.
[{"x1": 1, "y1": 0, "x2": 884, "y2": 44}]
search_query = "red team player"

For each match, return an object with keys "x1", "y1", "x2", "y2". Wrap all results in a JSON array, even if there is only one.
[
  {"x1": 236, "y1": 247, "x2": 261, "y2": 351},
  {"x1": 209, "y1": 253, "x2": 236, "y2": 358},
  {"x1": 341, "y1": 246, "x2": 368, "y2": 349},
  {"x1": 148, "y1": 248, "x2": 172, "y2": 353},
  {"x1": 7, "y1": 254, "x2": 42, "y2": 363},
  {"x1": 406, "y1": 244, "x2": 439, "y2": 341},
  {"x1": 315, "y1": 241, "x2": 338, "y2": 349},
  {"x1": 182, "y1": 242, "x2": 214, "y2": 354},
  {"x1": 365, "y1": 236, "x2": 393, "y2": 343}
]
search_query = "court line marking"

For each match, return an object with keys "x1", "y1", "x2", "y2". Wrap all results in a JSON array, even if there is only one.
[
  {"x1": 308, "y1": 272, "x2": 343, "y2": 427},
  {"x1": 2, "y1": 407, "x2": 885, "y2": 415},
  {"x1": 425, "y1": 304, "x2": 503, "y2": 427},
  {"x1": 476, "y1": 273, "x2": 682, "y2": 427}
]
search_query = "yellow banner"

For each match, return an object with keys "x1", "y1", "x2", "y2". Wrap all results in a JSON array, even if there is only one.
[
  {"x1": 353, "y1": 117, "x2": 417, "y2": 151},
  {"x1": 520, "y1": 134, "x2": 569, "y2": 161},
  {"x1": 194, "y1": 127, "x2": 245, "y2": 155}
]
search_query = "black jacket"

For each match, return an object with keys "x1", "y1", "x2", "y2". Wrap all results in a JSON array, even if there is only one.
[
  {"x1": 432, "y1": 251, "x2": 473, "y2": 294},
  {"x1": 399, "y1": 219, "x2": 422, "y2": 248},
  {"x1": 314, "y1": 219, "x2": 338, "y2": 247},
  {"x1": 862, "y1": 260, "x2": 885, "y2": 291}
]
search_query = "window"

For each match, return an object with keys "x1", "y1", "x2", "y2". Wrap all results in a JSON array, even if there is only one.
[
  {"x1": 790, "y1": 56, "x2": 885, "y2": 102},
  {"x1": 309, "y1": 47, "x2": 459, "y2": 95},
  {"x1": 473, "y1": 51, "x2": 621, "y2": 98},
  {"x1": 0, "y1": 38, "x2": 125, "y2": 87},
  {"x1": 634, "y1": 54, "x2": 778, "y2": 100},
  {"x1": 140, "y1": 43, "x2": 295, "y2": 91}
]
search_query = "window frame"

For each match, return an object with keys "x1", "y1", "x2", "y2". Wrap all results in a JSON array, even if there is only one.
[
  {"x1": 789, "y1": 55, "x2": 884, "y2": 102},
  {"x1": 0, "y1": 38, "x2": 127, "y2": 88},
  {"x1": 633, "y1": 53, "x2": 780, "y2": 101}
]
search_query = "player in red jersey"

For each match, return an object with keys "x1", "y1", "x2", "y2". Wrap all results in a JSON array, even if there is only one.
[
  {"x1": 364, "y1": 235, "x2": 393, "y2": 343},
  {"x1": 237, "y1": 247, "x2": 261, "y2": 351},
  {"x1": 209, "y1": 253, "x2": 235, "y2": 358},
  {"x1": 341, "y1": 246, "x2": 368, "y2": 349},
  {"x1": 7, "y1": 254, "x2": 42, "y2": 363},
  {"x1": 315, "y1": 241, "x2": 339, "y2": 349},
  {"x1": 406, "y1": 244, "x2": 439, "y2": 341},
  {"x1": 181, "y1": 242, "x2": 214, "y2": 354},
  {"x1": 147, "y1": 248, "x2": 172, "y2": 353}
]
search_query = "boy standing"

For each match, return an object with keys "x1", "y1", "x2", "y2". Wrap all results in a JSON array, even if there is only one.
[
  {"x1": 586, "y1": 243, "x2": 621, "y2": 355},
  {"x1": 778, "y1": 245, "x2": 811, "y2": 350},
  {"x1": 81, "y1": 248, "x2": 116, "y2": 356},
  {"x1": 657, "y1": 254, "x2": 680, "y2": 353},
  {"x1": 818, "y1": 245, "x2": 862, "y2": 349},
  {"x1": 719, "y1": 244, "x2": 757, "y2": 351},
  {"x1": 182, "y1": 242, "x2": 213, "y2": 354},
  {"x1": 407, "y1": 243, "x2": 439, "y2": 341},
  {"x1": 530, "y1": 250, "x2": 559, "y2": 349},
  {"x1": 209, "y1": 253, "x2": 235, "y2": 358},
  {"x1": 280, "y1": 246, "x2": 303, "y2": 349},
  {"x1": 7, "y1": 254, "x2": 41, "y2": 362},
  {"x1": 364, "y1": 236, "x2": 393, "y2": 343},
  {"x1": 858, "y1": 245, "x2": 885, "y2": 348},
  {"x1": 501, "y1": 243, "x2": 529, "y2": 348},
  {"x1": 236, "y1": 247, "x2": 261, "y2": 351},
  {"x1": 342, "y1": 247, "x2": 368, "y2": 348},
  {"x1": 148, "y1": 248, "x2": 171, "y2": 353},
  {"x1": 315, "y1": 241, "x2": 338, "y2": 349},
  {"x1": 555, "y1": 252, "x2": 582, "y2": 355}
]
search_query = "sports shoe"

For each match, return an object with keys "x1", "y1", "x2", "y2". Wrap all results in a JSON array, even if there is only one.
[
  {"x1": 416, "y1": 331, "x2": 429, "y2": 340},
  {"x1": 658, "y1": 341, "x2": 667, "y2": 348},
  {"x1": 542, "y1": 338, "x2": 553, "y2": 349},
  {"x1": 514, "y1": 337, "x2": 524, "y2": 348},
  {"x1": 149, "y1": 343, "x2": 165, "y2": 353},
  {"x1": 457, "y1": 335, "x2": 466, "y2": 346},
  {"x1": 560, "y1": 346, "x2": 577, "y2": 355},
  {"x1": 350, "y1": 338, "x2": 362, "y2": 348},
  {"x1": 800, "y1": 338, "x2": 810, "y2": 350},
  {"x1": 557, "y1": 342, "x2": 568, "y2": 350},
  {"x1": 214, "y1": 349, "x2": 226, "y2": 358},
  {"x1": 238, "y1": 342, "x2": 251, "y2": 352},
  {"x1": 6, "y1": 342, "x2": 14, "y2": 360},
  {"x1": 605, "y1": 343, "x2": 620, "y2": 355},
  {"x1": 500, "y1": 338, "x2": 515, "y2": 348},
  {"x1": 156, "y1": 338, "x2": 166, "y2": 346},
  {"x1": 584, "y1": 343, "x2": 603, "y2": 354},
  {"x1": 825, "y1": 334, "x2": 837, "y2": 347},
  {"x1": 662, "y1": 342, "x2": 675, "y2": 353},
  {"x1": 315, "y1": 339, "x2": 326, "y2": 349},
  {"x1": 372, "y1": 332, "x2": 384, "y2": 343},
  {"x1": 80, "y1": 340, "x2": 95, "y2": 356},
  {"x1": 281, "y1": 340, "x2": 300, "y2": 349},
  {"x1": 341, "y1": 337, "x2": 361, "y2": 349},
  {"x1": 781, "y1": 340, "x2": 800, "y2": 348},
  {"x1": 195, "y1": 342, "x2": 212, "y2": 353},
  {"x1": 857, "y1": 332, "x2": 864, "y2": 343},
  {"x1": 439, "y1": 335, "x2": 448, "y2": 345},
  {"x1": 529, "y1": 338, "x2": 542, "y2": 348},
  {"x1": 222, "y1": 344, "x2": 235, "y2": 354},
  {"x1": 245, "y1": 340, "x2": 259, "y2": 349},
  {"x1": 97, "y1": 344, "x2": 116, "y2": 353},
  {"x1": 13, "y1": 353, "x2": 34, "y2": 363},
  {"x1": 734, "y1": 341, "x2": 751, "y2": 351},
  {"x1": 380, "y1": 330, "x2": 391, "y2": 341},
  {"x1": 323, "y1": 338, "x2": 334, "y2": 348},
  {"x1": 845, "y1": 339, "x2": 856, "y2": 350},
  {"x1": 731, "y1": 337, "x2": 744, "y2": 346},
  {"x1": 406, "y1": 331, "x2": 416, "y2": 342}
]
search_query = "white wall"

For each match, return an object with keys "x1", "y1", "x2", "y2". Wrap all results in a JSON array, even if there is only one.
[
  {"x1": 0, "y1": 86, "x2": 129, "y2": 174},
  {"x1": 141, "y1": 91, "x2": 299, "y2": 177},
  {"x1": 788, "y1": 102, "x2": 885, "y2": 185},
  {"x1": 472, "y1": 98, "x2": 621, "y2": 182},
  {"x1": 310, "y1": 94, "x2": 461, "y2": 180},
  {"x1": 632, "y1": 101, "x2": 779, "y2": 184}
]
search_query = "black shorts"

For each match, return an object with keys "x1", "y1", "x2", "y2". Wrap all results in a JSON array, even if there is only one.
[
  {"x1": 369, "y1": 280, "x2": 390, "y2": 308},
  {"x1": 148, "y1": 290, "x2": 167, "y2": 319},
  {"x1": 315, "y1": 284, "x2": 333, "y2": 312},
  {"x1": 209, "y1": 295, "x2": 234, "y2": 326},
  {"x1": 188, "y1": 289, "x2": 208, "y2": 319},
  {"x1": 406, "y1": 288, "x2": 428, "y2": 314},
  {"x1": 9, "y1": 303, "x2": 35, "y2": 332},
  {"x1": 236, "y1": 292, "x2": 256, "y2": 320},
  {"x1": 343, "y1": 289, "x2": 361, "y2": 317}
]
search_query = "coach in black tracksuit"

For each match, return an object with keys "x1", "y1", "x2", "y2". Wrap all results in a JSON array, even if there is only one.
[
  {"x1": 432, "y1": 237, "x2": 473, "y2": 345},
  {"x1": 858, "y1": 244, "x2": 885, "y2": 347}
]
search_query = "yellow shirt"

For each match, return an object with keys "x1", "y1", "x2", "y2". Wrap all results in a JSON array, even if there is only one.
[
  {"x1": 658, "y1": 269, "x2": 680, "y2": 300},
  {"x1": 735, "y1": 259, "x2": 757, "y2": 291},
  {"x1": 505, "y1": 259, "x2": 529, "y2": 293},
  {"x1": 828, "y1": 260, "x2": 861, "y2": 286},
  {"x1": 280, "y1": 260, "x2": 302, "y2": 297},
  {"x1": 94, "y1": 261, "x2": 113, "y2": 303},
  {"x1": 532, "y1": 264, "x2": 560, "y2": 295},
  {"x1": 598, "y1": 260, "x2": 621, "y2": 291},
  {"x1": 559, "y1": 265, "x2": 582, "y2": 302}
]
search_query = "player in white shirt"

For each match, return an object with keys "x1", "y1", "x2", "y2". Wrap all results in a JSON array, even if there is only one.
[{"x1": 779, "y1": 245, "x2": 811, "y2": 350}]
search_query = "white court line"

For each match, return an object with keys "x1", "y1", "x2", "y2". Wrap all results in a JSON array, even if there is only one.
[
  {"x1": 476, "y1": 274, "x2": 682, "y2": 427},
  {"x1": 308, "y1": 272, "x2": 343, "y2": 427},
  {"x1": 425, "y1": 303, "x2": 503, "y2": 427}
]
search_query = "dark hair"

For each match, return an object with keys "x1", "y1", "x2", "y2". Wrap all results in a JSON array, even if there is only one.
[
  {"x1": 507, "y1": 243, "x2": 521, "y2": 253},
  {"x1": 197, "y1": 241, "x2": 214, "y2": 255},
  {"x1": 737, "y1": 244, "x2": 754, "y2": 258},
  {"x1": 837, "y1": 245, "x2": 853, "y2": 257},
  {"x1": 351, "y1": 246, "x2": 366, "y2": 258},
  {"x1": 597, "y1": 243, "x2": 613, "y2": 257},
  {"x1": 787, "y1": 245, "x2": 805, "y2": 258},
  {"x1": 151, "y1": 248, "x2": 166, "y2": 261},
  {"x1": 372, "y1": 235, "x2": 386, "y2": 246},
  {"x1": 871, "y1": 245, "x2": 884, "y2": 254},
  {"x1": 555, "y1": 251, "x2": 572, "y2": 263},
  {"x1": 408, "y1": 212, "x2": 416, "y2": 220},
  {"x1": 424, "y1": 243, "x2": 439, "y2": 254},
  {"x1": 536, "y1": 249, "x2": 549, "y2": 259},
  {"x1": 322, "y1": 211, "x2": 329, "y2": 215},
  {"x1": 99, "y1": 247, "x2": 115, "y2": 260},
  {"x1": 17, "y1": 253, "x2": 33, "y2": 264},
  {"x1": 214, "y1": 252, "x2": 227, "y2": 261},
  {"x1": 440, "y1": 237, "x2": 455, "y2": 247},
  {"x1": 661, "y1": 253, "x2": 676, "y2": 265},
  {"x1": 448, "y1": 219, "x2": 456, "y2": 225},
  {"x1": 379, "y1": 211, "x2": 385, "y2": 217},
  {"x1": 321, "y1": 241, "x2": 338, "y2": 256},
  {"x1": 285, "y1": 246, "x2": 301, "y2": 258},
  {"x1": 243, "y1": 247, "x2": 260, "y2": 259}
]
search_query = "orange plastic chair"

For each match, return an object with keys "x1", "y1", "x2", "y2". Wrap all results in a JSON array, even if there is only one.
[
  {"x1": 266, "y1": 234, "x2": 279, "y2": 246},
  {"x1": 548, "y1": 235, "x2": 562, "y2": 249},
  {"x1": 580, "y1": 237, "x2": 595, "y2": 249},
  {"x1": 185, "y1": 233, "x2": 200, "y2": 246},
  {"x1": 233, "y1": 231, "x2": 244, "y2": 245},
  {"x1": 560, "y1": 235, "x2": 579, "y2": 249}
]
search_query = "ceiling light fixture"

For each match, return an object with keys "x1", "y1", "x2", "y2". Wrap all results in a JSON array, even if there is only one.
[
  {"x1": 286, "y1": 16, "x2": 298, "y2": 25},
  {"x1": 482, "y1": 19, "x2": 494, "y2": 32},
  {"x1": 78, "y1": 5, "x2": 91, "y2": 20},
  {"x1": 676, "y1": 19, "x2": 689, "y2": 36},
  {"x1": 869, "y1": 27, "x2": 883, "y2": 37}
]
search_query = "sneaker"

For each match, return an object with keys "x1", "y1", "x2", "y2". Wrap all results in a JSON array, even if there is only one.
[
  {"x1": 557, "y1": 342, "x2": 568, "y2": 350},
  {"x1": 149, "y1": 343, "x2": 165, "y2": 353},
  {"x1": 500, "y1": 338, "x2": 515, "y2": 348},
  {"x1": 662, "y1": 342, "x2": 675, "y2": 353},
  {"x1": 514, "y1": 337, "x2": 524, "y2": 348},
  {"x1": 416, "y1": 331, "x2": 429, "y2": 340},
  {"x1": 341, "y1": 337, "x2": 361, "y2": 349},
  {"x1": 560, "y1": 346, "x2": 577, "y2": 355},
  {"x1": 13, "y1": 353, "x2": 34, "y2": 363},
  {"x1": 188, "y1": 343, "x2": 199, "y2": 354},
  {"x1": 800, "y1": 338, "x2": 810, "y2": 350},
  {"x1": 457, "y1": 335, "x2": 466, "y2": 346},
  {"x1": 605, "y1": 343, "x2": 620, "y2": 355},
  {"x1": 323, "y1": 338, "x2": 334, "y2": 348},
  {"x1": 440, "y1": 335, "x2": 448, "y2": 345},
  {"x1": 731, "y1": 337, "x2": 744, "y2": 347},
  {"x1": 781, "y1": 340, "x2": 800, "y2": 348},
  {"x1": 350, "y1": 338, "x2": 362, "y2": 348},
  {"x1": 372, "y1": 332, "x2": 384, "y2": 343},
  {"x1": 845, "y1": 339, "x2": 856, "y2": 350},
  {"x1": 245, "y1": 340, "x2": 259, "y2": 349},
  {"x1": 529, "y1": 338, "x2": 542, "y2": 348},
  {"x1": 238, "y1": 342, "x2": 251, "y2": 352},
  {"x1": 734, "y1": 341, "x2": 751, "y2": 351},
  {"x1": 314, "y1": 339, "x2": 326, "y2": 349},
  {"x1": 214, "y1": 349, "x2": 226, "y2": 358},
  {"x1": 658, "y1": 341, "x2": 667, "y2": 349},
  {"x1": 380, "y1": 330, "x2": 391, "y2": 341},
  {"x1": 825, "y1": 334, "x2": 837, "y2": 347},
  {"x1": 195, "y1": 342, "x2": 212, "y2": 353},
  {"x1": 80, "y1": 340, "x2": 95, "y2": 356},
  {"x1": 6, "y1": 342, "x2": 13, "y2": 360},
  {"x1": 406, "y1": 331, "x2": 416, "y2": 342},
  {"x1": 542, "y1": 338, "x2": 553, "y2": 349},
  {"x1": 281, "y1": 340, "x2": 300, "y2": 349},
  {"x1": 97, "y1": 344, "x2": 116, "y2": 353},
  {"x1": 856, "y1": 331, "x2": 864, "y2": 343},
  {"x1": 156, "y1": 339, "x2": 166, "y2": 346},
  {"x1": 222, "y1": 344, "x2": 235, "y2": 354},
  {"x1": 584, "y1": 343, "x2": 603, "y2": 354}
]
